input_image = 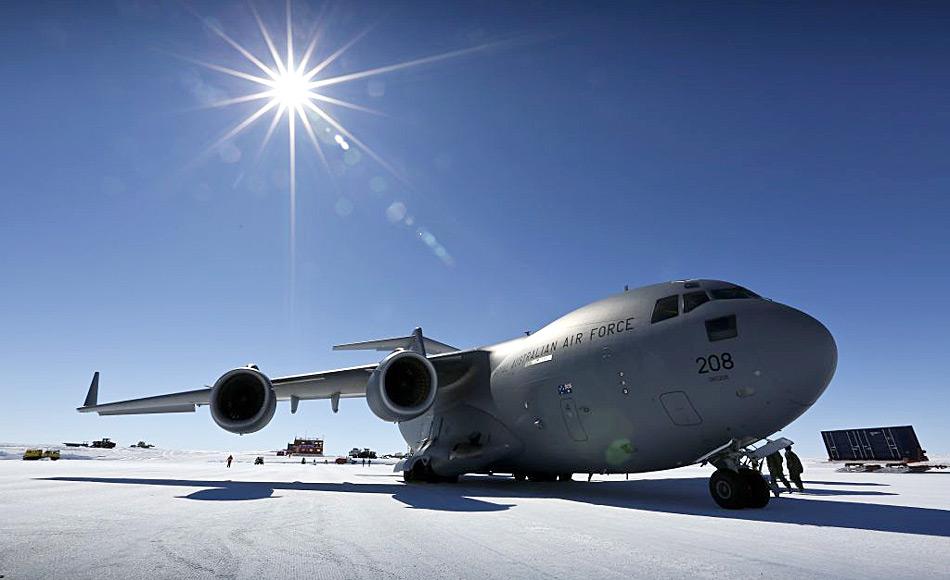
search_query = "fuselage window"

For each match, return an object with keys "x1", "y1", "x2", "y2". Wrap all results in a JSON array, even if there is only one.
[
  {"x1": 709, "y1": 286, "x2": 760, "y2": 300},
  {"x1": 651, "y1": 295, "x2": 680, "y2": 323},
  {"x1": 683, "y1": 291, "x2": 710, "y2": 313}
]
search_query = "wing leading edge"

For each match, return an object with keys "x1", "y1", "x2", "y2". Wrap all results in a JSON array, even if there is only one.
[{"x1": 77, "y1": 363, "x2": 377, "y2": 416}]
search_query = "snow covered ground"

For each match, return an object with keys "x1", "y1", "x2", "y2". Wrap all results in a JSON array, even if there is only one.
[{"x1": 1, "y1": 448, "x2": 948, "y2": 579}]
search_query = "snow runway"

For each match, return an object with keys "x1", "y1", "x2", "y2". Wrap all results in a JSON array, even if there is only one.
[{"x1": 1, "y1": 452, "x2": 948, "y2": 579}]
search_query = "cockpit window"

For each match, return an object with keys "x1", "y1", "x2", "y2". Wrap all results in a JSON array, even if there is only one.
[
  {"x1": 706, "y1": 315, "x2": 738, "y2": 342},
  {"x1": 709, "y1": 285, "x2": 760, "y2": 300},
  {"x1": 683, "y1": 291, "x2": 710, "y2": 313},
  {"x1": 651, "y1": 295, "x2": 680, "y2": 323}
]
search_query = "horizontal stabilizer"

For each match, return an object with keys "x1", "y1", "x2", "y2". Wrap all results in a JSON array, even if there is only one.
[{"x1": 334, "y1": 328, "x2": 458, "y2": 355}]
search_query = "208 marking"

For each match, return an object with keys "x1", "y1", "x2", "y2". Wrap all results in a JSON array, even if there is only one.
[{"x1": 697, "y1": 353, "x2": 734, "y2": 374}]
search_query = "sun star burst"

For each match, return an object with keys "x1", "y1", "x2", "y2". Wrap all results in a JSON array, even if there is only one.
[{"x1": 190, "y1": 1, "x2": 497, "y2": 310}]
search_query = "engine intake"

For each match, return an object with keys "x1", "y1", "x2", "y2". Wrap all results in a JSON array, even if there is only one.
[
  {"x1": 210, "y1": 367, "x2": 277, "y2": 434},
  {"x1": 366, "y1": 350, "x2": 438, "y2": 422}
]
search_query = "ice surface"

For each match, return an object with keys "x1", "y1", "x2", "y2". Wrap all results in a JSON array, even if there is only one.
[{"x1": 1, "y1": 448, "x2": 948, "y2": 579}]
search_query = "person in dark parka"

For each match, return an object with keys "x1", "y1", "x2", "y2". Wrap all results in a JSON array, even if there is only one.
[
  {"x1": 766, "y1": 451, "x2": 792, "y2": 496},
  {"x1": 785, "y1": 445, "x2": 805, "y2": 492}
]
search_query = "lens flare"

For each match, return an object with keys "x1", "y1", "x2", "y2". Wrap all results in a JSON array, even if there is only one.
[{"x1": 191, "y1": 1, "x2": 499, "y2": 309}]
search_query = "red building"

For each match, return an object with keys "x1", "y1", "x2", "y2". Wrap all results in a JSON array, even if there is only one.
[{"x1": 286, "y1": 437, "x2": 324, "y2": 456}]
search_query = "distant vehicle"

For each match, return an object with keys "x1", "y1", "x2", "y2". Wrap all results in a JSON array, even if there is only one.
[
  {"x1": 254, "y1": 456, "x2": 264, "y2": 465},
  {"x1": 23, "y1": 449, "x2": 44, "y2": 460},
  {"x1": 130, "y1": 441, "x2": 154, "y2": 449},
  {"x1": 334, "y1": 457, "x2": 348, "y2": 465},
  {"x1": 63, "y1": 442, "x2": 89, "y2": 448},
  {"x1": 276, "y1": 450, "x2": 286, "y2": 456},
  {"x1": 77, "y1": 280, "x2": 838, "y2": 509},
  {"x1": 350, "y1": 447, "x2": 377, "y2": 459},
  {"x1": 43, "y1": 450, "x2": 61, "y2": 461},
  {"x1": 90, "y1": 438, "x2": 116, "y2": 449}
]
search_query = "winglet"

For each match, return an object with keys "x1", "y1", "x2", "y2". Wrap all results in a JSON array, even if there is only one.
[{"x1": 83, "y1": 372, "x2": 99, "y2": 408}]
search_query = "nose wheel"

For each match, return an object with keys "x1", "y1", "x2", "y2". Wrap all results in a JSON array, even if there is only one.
[
  {"x1": 699, "y1": 437, "x2": 793, "y2": 508},
  {"x1": 709, "y1": 468, "x2": 770, "y2": 509}
]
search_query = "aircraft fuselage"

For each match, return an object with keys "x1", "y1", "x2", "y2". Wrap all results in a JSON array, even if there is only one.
[{"x1": 400, "y1": 279, "x2": 837, "y2": 478}]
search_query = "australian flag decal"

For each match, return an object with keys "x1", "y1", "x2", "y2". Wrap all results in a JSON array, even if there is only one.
[{"x1": 557, "y1": 383, "x2": 573, "y2": 395}]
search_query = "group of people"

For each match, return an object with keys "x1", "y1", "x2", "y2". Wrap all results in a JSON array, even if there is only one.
[
  {"x1": 225, "y1": 454, "x2": 375, "y2": 467},
  {"x1": 764, "y1": 445, "x2": 804, "y2": 497}
]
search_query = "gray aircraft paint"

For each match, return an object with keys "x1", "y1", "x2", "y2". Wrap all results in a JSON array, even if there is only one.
[
  {"x1": 80, "y1": 279, "x2": 836, "y2": 480},
  {"x1": 398, "y1": 279, "x2": 836, "y2": 477}
]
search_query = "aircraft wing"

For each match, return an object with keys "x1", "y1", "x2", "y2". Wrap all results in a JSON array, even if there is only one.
[
  {"x1": 77, "y1": 363, "x2": 377, "y2": 416},
  {"x1": 77, "y1": 349, "x2": 484, "y2": 416}
]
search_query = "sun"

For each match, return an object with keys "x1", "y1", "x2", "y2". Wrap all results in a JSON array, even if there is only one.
[{"x1": 270, "y1": 70, "x2": 310, "y2": 108}]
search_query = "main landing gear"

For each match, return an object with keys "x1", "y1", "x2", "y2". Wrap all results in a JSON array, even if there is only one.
[{"x1": 402, "y1": 459, "x2": 458, "y2": 483}]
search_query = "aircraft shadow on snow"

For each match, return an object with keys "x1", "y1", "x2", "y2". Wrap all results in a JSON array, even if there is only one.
[{"x1": 38, "y1": 474, "x2": 950, "y2": 538}]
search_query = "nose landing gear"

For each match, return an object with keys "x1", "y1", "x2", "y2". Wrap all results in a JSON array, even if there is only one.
[
  {"x1": 699, "y1": 437, "x2": 792, "y2": 509},
  {"x1": 709, "y1": 468, "x2": 770, "y2": 509}
]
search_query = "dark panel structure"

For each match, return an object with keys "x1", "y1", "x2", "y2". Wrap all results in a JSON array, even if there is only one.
[{"x1": 821, "y1": 426, "x2": 928, "y2": 463}]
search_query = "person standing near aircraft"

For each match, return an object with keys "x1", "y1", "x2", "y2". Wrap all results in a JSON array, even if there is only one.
[
  {"x1": 765, "y1": 451, "x2": 791, "y2": 496},
  {"x1": 226, "y1": 454, "x2": 233, "y2": 468},
  {"x1": 785, "y1": 446, "x2": 805, "y2": 492}
]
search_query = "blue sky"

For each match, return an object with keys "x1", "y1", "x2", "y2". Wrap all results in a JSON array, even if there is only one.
[{"x1": 2, "y1": 1, "x2": 948, "y2": 457}]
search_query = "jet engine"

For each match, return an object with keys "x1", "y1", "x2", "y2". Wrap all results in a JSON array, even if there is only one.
[
  {"x1": 366, "y1": 350, "x2": 438, "y2": 422},
  {"x1": 209, "y1": 367, "x2": 277, "y2": 434}
]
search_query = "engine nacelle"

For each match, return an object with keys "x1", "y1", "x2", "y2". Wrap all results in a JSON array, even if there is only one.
[
  {"x1": 209, "y1": 367, "x2": 277, "y2": 435},
  {"x1": 366, "y1": 350, "x2": 438, "y2": 422}
]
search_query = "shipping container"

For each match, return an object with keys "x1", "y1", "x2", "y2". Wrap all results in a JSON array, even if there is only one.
[{"x1": 821, "y1": 426, "x2": 928, "y2": 463}]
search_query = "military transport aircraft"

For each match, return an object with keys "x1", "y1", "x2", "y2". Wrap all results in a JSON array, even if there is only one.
[{"x1": 78, "y1": 279, "x2": 836, "y2": 509}]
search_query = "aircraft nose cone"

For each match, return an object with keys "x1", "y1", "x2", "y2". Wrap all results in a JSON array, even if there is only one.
[{"x1": 754, "y1": 305, "x2": 838, "y2": 407}]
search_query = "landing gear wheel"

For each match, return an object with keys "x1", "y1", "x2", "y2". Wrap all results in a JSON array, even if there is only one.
[
  {"x1": 557, "y1": 473, "x2": 573, "y2": 482},
  {"x1": 403, "y1": 460, "x2": 428, "y2": 483},
  {"x1": 513, "y1": 472, "x2": 526, "y2": 482},
  {"x1": 738, "y1": 468, "x2": 770, "y2": 509},
  {"x1": 404, "y1": 460, "x2": 459, "y2": 483},
  {"x1": 528, "y1": 473, "x2": 557, "y2": 482},
  {"x1": 709, "y1": 469, "x2": 747, "y2": 509}
]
